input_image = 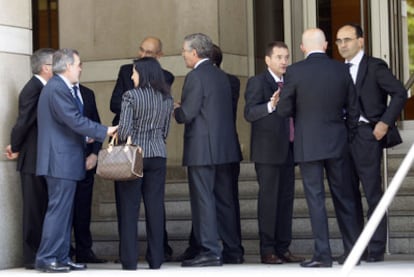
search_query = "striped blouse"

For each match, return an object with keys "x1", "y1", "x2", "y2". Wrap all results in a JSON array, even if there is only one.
[{"x1": 118, "y1": 86, "x2": 173, "y2": 158}]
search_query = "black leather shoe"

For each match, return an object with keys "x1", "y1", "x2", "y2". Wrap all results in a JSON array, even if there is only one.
[
  {"x1": 36, "y1": 262, "x2": 71, "y2": 273},
  {"x1": 76, "y1": 250, "x2": 107, "y2": 263},
  {"x1": 300, "y1": 260, "x2": 332, "y2": 268},
  {"x1": 62, "y1": 260, "x2": 87, "y2": 270},
  {"x1": 181, "y1": 254, "x2": 223, "y2": 267},
  {"x1": 175, "y1": 247, "x2": 199, "y2": 262},
  {"x1": 366, "y1": 254, "x2": 384, "y2": 262},
  {"x1": 223, "y1": 256, "x2": 244, "y2": 264}
]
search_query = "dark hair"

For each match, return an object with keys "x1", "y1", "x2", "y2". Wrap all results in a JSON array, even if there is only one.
[
  {"x1": 133, "y1": 57, "x2": 170, "y2": 95},
  {"x1": 265, "y1": 41, "x2": 289, "y2": 57},
  {"x1": 343, "y1": 23, "x2": 364, "y2": 38},
  {"x1": 210, "y1": 44, "x2": 223, "y2": 68}
]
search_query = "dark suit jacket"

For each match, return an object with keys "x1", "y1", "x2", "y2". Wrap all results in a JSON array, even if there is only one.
[
  {"x1": 36, "y1": 75, "x2": 107, "y2": 181},
  {"x1": 227, "y1": 73, "x2": 240, "y2": 123},
  {"x1": 244, "y1": 70, "x2": 291, "y2": 164},
  {"x1": 10, "y1": 76, "x2": 44, "y2": 174},
  {"x1": 277, "y1": 53, "x2": 359, "y2": 163},
  {"x1": 79, "y1": 84, "x2": 102, "y2": 159},
  {"x1": 110, "y1": 63, "x2": 174, "y2": 125},
  {"x1": 174, "y1": 60, "x2": 241, "y2": 166},
  {"x1": 356, "y1": 55, "x2": 407, "y2": 126}
]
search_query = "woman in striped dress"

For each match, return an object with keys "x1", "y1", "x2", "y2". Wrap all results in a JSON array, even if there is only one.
[{"x1": 116, "y1": 57, "x2": 173, "y2": 270}]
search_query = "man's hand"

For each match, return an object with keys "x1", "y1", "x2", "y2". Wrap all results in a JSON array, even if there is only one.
[
  {"x1": 85, "y1": 153, "x2": 98, "y2": 170},
  {"x1": 5, "y1": 144, "x2": 19, "y2": 160},
  {"x1": 270, "y1": 88, "x2": 281, "y2": 109},
  {"x1": 173, "y1": 102, "x2": 181, "y2": 110},
  {"x1": 107, "y1": 125, "x2": 118, "y2": 136},
  {"x1": 373, "y1": 121, "x2": 389, "y2": 141}
]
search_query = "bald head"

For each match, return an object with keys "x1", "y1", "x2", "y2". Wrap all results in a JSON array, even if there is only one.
[
  {"x1": 300, "y1": 28, "x2": 327, "y2": 56},
  {"x1": 138, "y1": 36, "x2": 163, "y2": 59}
]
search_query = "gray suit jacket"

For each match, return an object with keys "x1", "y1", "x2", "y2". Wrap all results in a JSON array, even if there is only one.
[
  {"x1": 174, "y1": 60, "x2": 241, "y2": 166},
  {"x1": 36, "y1": 75, "x2": 107, "y2": 181}
]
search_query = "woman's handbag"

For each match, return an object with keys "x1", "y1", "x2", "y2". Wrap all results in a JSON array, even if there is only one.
[{"x1": 96, "y1": 134, "x2": 143, "y2": 180}]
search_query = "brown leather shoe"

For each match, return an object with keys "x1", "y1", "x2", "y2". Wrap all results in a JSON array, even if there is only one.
[
  {"x1": 261, "y1": 254, "x2": 283, "y2": 264},
  {"x1": 279, "y1": 250, "x2": 305, "y2": 263}
]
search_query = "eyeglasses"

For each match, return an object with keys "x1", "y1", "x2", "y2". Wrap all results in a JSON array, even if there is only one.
[
  {"x1": 335, "y1": 37, "x2": 358, "y2": 45},
  {"x1": 139, "y1": 47, "x2": 158, "y2": 56}
]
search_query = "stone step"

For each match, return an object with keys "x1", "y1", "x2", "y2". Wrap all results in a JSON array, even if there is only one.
[
  {"x1": 88, "y1": 214, "x2": 414, "y2": 241},
  {"x1": 96, "y1": 192, "x2": 414, "y2": 220},
  {"x1": 89, "y1": 235, "x2": 414, "y2": 260},
  {"x1": 89, "y1": 152, "x2": 414, "y2": 260},
  {"x1": 95, "y1": 173, "x2": 414, "y2": 206}
]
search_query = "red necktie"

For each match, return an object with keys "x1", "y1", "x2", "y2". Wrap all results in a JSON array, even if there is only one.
[{"x1": 278, "y1": 82, "x2": 294, "y2": 142}]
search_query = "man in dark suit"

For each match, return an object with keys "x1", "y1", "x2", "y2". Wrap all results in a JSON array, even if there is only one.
[
  {"x1": 174, "y1": 33, "x2": 242, "y2": 267},
  {"x1": 277, "y1": 28, "x2": 360, "y2": 268},
  {"x1": 5, "y1": 48, "x2": 55, "y2": 269},
  {"x1": 35, "y1": 48, "x2": 117, "y2": 273},
  {"x1": 110, "y1": 36, "x2": 174, "y2": 125},
  {"x1": 70, "y1": 83, "x2": 107, "y2": 264},
  {"x1": 176, "y1": 44, "x2": 244, "y2": 264},
  {"x1": 244, "y1": 41, "x2": 304, "y2": 264},
  {"x1": 336, "y1": 23, "x2": 407, "y2": 262},
  {"x1": 110, "y1": 36, "x2": 174, "y2": 261}
]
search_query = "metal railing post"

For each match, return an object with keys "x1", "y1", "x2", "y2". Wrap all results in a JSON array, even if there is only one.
[{"x1": 341, "y1": 143, "x2": 414, "y2": 276}]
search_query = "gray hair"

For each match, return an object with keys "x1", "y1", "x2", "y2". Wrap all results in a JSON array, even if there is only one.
[
  {"x1": 184, "y1": 33, "x2": 213, "y2": 59},
  {"x1": 52, "y1": 48, "x2": 79, "y2": 74},
  {"x1": 31, "y1": 48, "x2": 54, "y2": 74}
]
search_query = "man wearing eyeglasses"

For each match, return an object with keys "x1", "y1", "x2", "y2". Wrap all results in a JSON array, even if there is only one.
[
  {"x1": 335, "y1": 23, "x2": 407, "y2": 263},
  {"x1": 110, "y1": 36, "x2": 174, "y2": 262}
]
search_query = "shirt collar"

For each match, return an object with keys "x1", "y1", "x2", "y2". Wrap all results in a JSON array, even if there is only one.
[
  {"x1": 305, "y1": 50, "x2": 325, "y2": 58},
  {"x1": 347, "y1": 50, "x2": 364, "y2": 66},
  {"x1": 194, "y1": 58, "x2": 209, "y2": 68},
  {"x1": 57, "y1": 74, "x2": 75, "y2": 91},
  {"x1": 267, "y1": 68, "x2": 283, "y2": 83},
  {"x1": 34, "y1": 74, "x2": 47, "y2": 85}
]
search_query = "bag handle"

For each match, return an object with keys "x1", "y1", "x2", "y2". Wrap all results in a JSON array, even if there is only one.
[
  {"x1": 126, "y1": 136, "x2": 132, "y2": 145},
  {"x1": 109, "y1": 133, "x2": 118, "y2": 146},
  {"x1": 109, "y1": 133, "x2": 132, "y2": 146}
]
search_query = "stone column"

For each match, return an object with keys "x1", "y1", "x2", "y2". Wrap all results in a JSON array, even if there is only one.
[{"x1": 0, "y1": 0, "x2": 33, "y2": 269}]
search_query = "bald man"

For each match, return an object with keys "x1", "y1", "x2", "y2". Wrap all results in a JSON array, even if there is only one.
[
  {"x1": 110, "y1": 36, "x2": 174, "y2": 125},
  {"x1": 277, "y1": 28, "x2": 360, "y2": 268},
  {"x1": 110, "y1": 36, "x2": 174, "y2": 262}
]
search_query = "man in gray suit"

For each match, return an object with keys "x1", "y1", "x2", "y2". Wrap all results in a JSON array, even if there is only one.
[
  {"x1": 174, "y1": 33, "x2": 241, "y2": 267},
  {"x1": 277, "y1": 28, "x2": 360, "y2": 268},
  {"x1": 35, "y1": 48, "x2": 117, "y2": 273}
]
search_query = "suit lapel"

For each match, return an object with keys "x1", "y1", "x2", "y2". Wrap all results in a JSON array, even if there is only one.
[
  {"x1": 355, "y1": 55, "x2": 368, "y2": 93},
  {"x1": 264, "y1": 70, "x2": 278, "y2": 95}
]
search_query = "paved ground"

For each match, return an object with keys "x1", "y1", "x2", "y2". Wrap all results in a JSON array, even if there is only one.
[{"x1": 1, "y1": 255, "x2": 413, "y2": 277}]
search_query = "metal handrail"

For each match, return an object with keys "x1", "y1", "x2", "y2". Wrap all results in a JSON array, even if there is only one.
[{"x1": 341, "y1": 143, "x2": 414, "y2": 276}]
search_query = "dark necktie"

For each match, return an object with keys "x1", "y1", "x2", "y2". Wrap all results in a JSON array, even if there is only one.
[
  {"x1": 277, "y1": 81, "x2": 294, "y2": 142},
  {"x1": 72, "y1": 86, "x2": 83, "y2": 114}
]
